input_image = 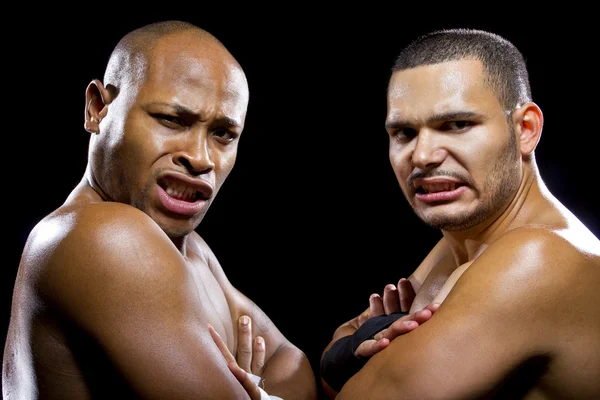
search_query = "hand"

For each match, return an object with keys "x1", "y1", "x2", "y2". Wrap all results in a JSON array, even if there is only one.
[
  {"x1": 357, "y1": 277, "x2": 416, "y2": 326},
  {"x1": 208, "y1": 315, "x2": 266, "y2": 400},
  {"x1": 353, "y1": 278, "x2": 427, "y2": 358},
  {"x1": 374, "y1": 302, "x2": 440, "y2": 340},
  {"x1": 235, "y1": 315, "x2": 266, "y2": 378},
  {"x1": 354, "y1": 302, "x2": 440, "y2": 357}
]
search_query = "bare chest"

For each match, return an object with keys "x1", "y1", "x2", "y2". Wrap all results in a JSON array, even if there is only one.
[
  {"x1": 410, "y1": 260, "x2": 473, "y2": 313},
  {"x1": 185, "y1": 254, "x2": 236, "y2": 349}
]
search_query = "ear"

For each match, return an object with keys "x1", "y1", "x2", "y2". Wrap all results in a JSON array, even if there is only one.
[
  {"x1": 84, "y1": 79, "x2": 112, "y2": 134},
  {"x1": 512, "y1": 102, "x2": 544, "y2": 156}
]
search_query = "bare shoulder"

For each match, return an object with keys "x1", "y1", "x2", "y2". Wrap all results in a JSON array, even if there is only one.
[
  {"x1": 449, "y1": 224, "x2": 600, "y2": 315},
  {"x1": 24, "y1": 201, "x2": 185, "y2": 308},
  {"x1": 484, "y1": 224, "x2": 599, "y2": 277},
  {"x1": 26, "y1": 201, "x2": 172, "y2": 265}
]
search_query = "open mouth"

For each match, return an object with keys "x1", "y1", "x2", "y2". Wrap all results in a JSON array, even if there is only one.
[
  {"x1": 157, "y1": 176, "x2": 211, "y2": 203},
  {"x1": 416, "y1": 182, "x2": 464, "y2": 194}
]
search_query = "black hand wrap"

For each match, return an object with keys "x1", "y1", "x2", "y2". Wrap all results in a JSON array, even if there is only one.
[{"x1": 320, "y1": 312, "x2": 407, "y2": 392}]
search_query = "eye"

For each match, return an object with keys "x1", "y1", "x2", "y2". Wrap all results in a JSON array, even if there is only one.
[
  {"x1": 213, "y1": 129, "x2": 239, "y2": 144},
  {"x1": 154, "y1": 114, "x2": 185, "y2": 128},
  {"x1": 442, "y1": 120, "x2": 473, "y2": 131},
  {"x1": 390, "y1": 127, "x2": 418, "y2": 143}
]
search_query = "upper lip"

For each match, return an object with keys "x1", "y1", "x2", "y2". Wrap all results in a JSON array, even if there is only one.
[{"x1": 157, "y1": 172, "x2": 214, "y2": 200}]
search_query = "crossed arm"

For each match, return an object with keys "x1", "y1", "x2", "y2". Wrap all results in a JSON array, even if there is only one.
[
  {"x1": 40, "y1": 203, "x2": 316, "y2": 399},
  {"x1": 320, "y1": 277, "x2": 439, "y2": 399},
  {"x1": 323, "y1": 230, "x2": 579, "y2": 399}
]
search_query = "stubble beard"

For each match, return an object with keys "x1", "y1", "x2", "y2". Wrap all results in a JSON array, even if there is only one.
[{"x1": 415, "y1": 126, "x2": 521, "y2": 231}]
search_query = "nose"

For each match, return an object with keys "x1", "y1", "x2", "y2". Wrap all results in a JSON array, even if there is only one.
[
  {"x1": 411, "y1": 129, "x2": 447, "y2": 170},
  {"x1": 173, "y1": 130, "x2": 215, "y2": 175}
]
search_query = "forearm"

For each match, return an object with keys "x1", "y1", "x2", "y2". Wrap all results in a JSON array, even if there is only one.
[
  {"x1": 323, "y1": 318, "x2": 360, "y2": 356},
  {"x1": 261, "y1": 344, "x2": 317, "y2": 400}
]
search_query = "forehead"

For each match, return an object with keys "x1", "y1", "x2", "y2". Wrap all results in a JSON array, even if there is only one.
[
  {"x1": 387, "y1": 59, "x2": 501, "y2": 121},
  {"x1": 136, "y1": 32, "x2": 249, "y2": 117}
]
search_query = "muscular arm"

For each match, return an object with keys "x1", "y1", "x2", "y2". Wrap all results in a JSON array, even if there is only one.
[
  {"x1": 200, "y1": 236, "x2": 318, "y2": 400},
  {"x1": 321, "y1": 237, "x2": 448, "y2": 356},
  {"x1": 337, "y1": 228, "x2": 597, "y2": 399},
  {"x1": 317, "y1": 240, "x2": 450, "y2": 398},
  {"x1": 38, "y1": 203, "x2": 253, "y2": 399}
]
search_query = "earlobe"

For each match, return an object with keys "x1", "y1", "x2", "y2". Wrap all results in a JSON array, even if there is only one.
[
  {"x1": 514, "y1": 102, "x2": 544, "y2": 156},
  {"x1": 84, "y1": 79, "x2": 111, "y2": 134}
]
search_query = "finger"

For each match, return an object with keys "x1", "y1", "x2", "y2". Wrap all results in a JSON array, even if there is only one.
[
  {"x1": 208, "y1": 324, "x2": 236, "y2": 365},
  {"x1": 251, "y1": 336, "x2": 266, "y2": 376},
  {"x1": 398, "y1": 278, "x2": 416, "y2": 312},
  {"x1": 354, "y1": 338, "x2": 390, "y2": 358},
  {"x1": 383, "y1": 284, "x2": 401, "y2": 315},
  {"x1": 410, "y1": 303, "x2": 441, "y2": 324},
  {"x1": 425, "y1": 302, "x2": 441, "y2": 314},
  {"x1": 237, "y1": 315, "x2": 253, "y2": 372},
  {"x1": 374, "y1": 319, "x2": 419, "y2": 341},
  {"x1": 227, "y1": 362, "x2": 263, "y2": 400},
  {"x1": 357, "y1": 307, "x2": 370, "y2": 327},
  {"x1": 412, "y1": 308, "x2": 434, "y2": 325},
  {"x1": 369, "y1": 293, "x2": 384, "y2": 317}
]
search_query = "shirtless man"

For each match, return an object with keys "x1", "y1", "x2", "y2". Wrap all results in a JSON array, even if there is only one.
[
  {"x1": 321, "y1": 28, "x2": 600, "y2": 399},
  {"x1": 3, "y1": 20, "x2": 317, "y2": 400}
]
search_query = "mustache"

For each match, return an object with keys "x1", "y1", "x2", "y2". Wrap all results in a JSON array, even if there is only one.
[{"x1": 408, "y1": 169, "x2": 472, "y2": 188}]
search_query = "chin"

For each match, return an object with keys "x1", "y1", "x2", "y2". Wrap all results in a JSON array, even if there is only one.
[
  {"x1": 161, "y1": 224, "x2": 197, "y2": 239},
  {"x1": 422, "y1": 211, "x2": 487, "y2": 231},
  {"x1": 150, "y1": 213, "x2": 201, "y2": 239}
]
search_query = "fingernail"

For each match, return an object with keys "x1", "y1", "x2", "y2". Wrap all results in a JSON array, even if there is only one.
[
  {"x1": 240, "y1": 316, "x2": 249, "y2": 325},
  {"x1": 385, "y1": 284, "x2": 396, "y2": 291},
  {"x1": 370, "y1": 293, "x2": 379, "y2": 300},
  {"x1": 256, "y1": 336, "x2": 264, "y2": 345}
]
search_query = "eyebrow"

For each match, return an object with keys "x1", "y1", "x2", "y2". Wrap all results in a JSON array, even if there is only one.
[
  {"x1": 385, "y1": 111, "x2": 483, "y2": 130},
  {"x1": 147, "y1": 102, "x2": 241, "y2": 128}
]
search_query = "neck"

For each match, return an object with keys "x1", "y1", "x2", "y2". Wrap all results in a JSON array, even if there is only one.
[
  {"x1": 442, "y1": 164, "x2": 549, "y2": 265},
  {"x1": 83, "y1": 163, "x2": 110, "y2": 201},
  {"x1": 171, "y1": 236, "x2": 189, "y2": 255},
  {"x1": 82, "y1": 163, "x2": 191, "y2": 256}
]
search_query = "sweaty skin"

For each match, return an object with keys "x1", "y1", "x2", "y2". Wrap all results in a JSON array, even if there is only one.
[
  {"x1": 331, "y1": 59, "x2": 600, "y2": 399},
  {"x1": 3, "y1": 24, "x2": 317, "y2": 400}
]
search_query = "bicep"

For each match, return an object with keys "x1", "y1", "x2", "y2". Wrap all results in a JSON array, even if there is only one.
[
  {"x1": 338, "y1": 237, "x2": 561, "y2": 399},
  {"x1": 46, "y1": 221, "x2": 249, "y2": 399},
  {"x1": 339, "y1": 303, "x2": 520, "y2": 399}
]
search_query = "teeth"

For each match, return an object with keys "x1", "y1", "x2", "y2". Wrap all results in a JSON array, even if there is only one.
[
  {"x1": 422, "y1": 183, "x2": 456, "y2": 193},
  {"x1": 165, "y1": 182, "x2": 196, "y2": 201}
]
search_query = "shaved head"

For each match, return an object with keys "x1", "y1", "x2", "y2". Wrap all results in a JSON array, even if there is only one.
[
  {"x1": 103, "y1": 20, "x2": 239, "y2": 98},
  {"x1": 85, "y1": 19, "x2": 250, "y2": 238}
]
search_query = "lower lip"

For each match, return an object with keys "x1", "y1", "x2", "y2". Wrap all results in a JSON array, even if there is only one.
[
  {"x1": 415, "y1": 186, "x2": 467, "y2": 203},
  {"x1": 156, "y1": 186, "x2": 208, "y2": 216}
]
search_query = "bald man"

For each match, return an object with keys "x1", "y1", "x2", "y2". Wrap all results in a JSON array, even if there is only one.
[{"x1": 3, "y1": 21, "x2": 317, "y2": 400}]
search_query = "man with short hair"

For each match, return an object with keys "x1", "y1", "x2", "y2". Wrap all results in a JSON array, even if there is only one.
[{"x1": 321, "y1": 28, "x2": 600, "y2": 399}]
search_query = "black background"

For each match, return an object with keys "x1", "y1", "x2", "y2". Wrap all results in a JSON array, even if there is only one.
[{"x1": 4, "y1": 8, "x2": 598, "y2": 397}]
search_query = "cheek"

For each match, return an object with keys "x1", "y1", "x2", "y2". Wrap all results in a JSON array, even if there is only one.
[
  {"x1": 120, "y1": 117, "x2": 169, "y2": 166},
  {"x1": 389, "y1": 145, "x2": 411, "y2": 177},
  {"x1": 213, "y1": 148, "x2": 238, "y2": 181},
  {"x1": 460, "y1": 141, "x2": 497, "y2": 170}
]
